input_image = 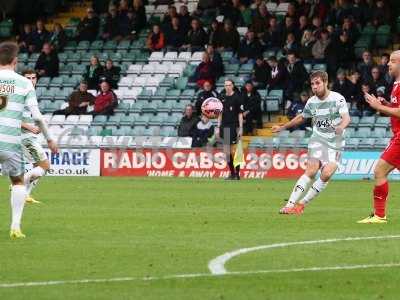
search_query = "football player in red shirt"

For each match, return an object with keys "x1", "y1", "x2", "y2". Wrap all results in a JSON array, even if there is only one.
[{"x1": 359, "y1": 50, "x2": 400, "y2": 223}]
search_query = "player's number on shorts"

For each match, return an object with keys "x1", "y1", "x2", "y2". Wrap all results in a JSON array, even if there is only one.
[{"x1": 0, "y1": 95, "x2": 8, "y2": 111}]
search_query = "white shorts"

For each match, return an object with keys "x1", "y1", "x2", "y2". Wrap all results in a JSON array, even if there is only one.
[
  {"x1": 0, "y1": 150, "x2": 25, "y2": 177},
  {"x1": 22, "y1": 138, "x2": 47, "y2": 164},
  {"x1": 308, "y1": 140, "x2": 342, "y2": 167}
]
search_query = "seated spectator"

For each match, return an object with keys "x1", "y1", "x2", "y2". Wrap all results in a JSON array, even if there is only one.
[
  {"x1": 372, "y1": 0, "x2": 390, "y2": 26},
  {"x1": 191, "y1": 52, "x2": 215, "y2": 88},
  {"x1": 332, "y1": 69, "x2": 353, "y2": 102},
  {"x1": 239, "y1": 2, "x2": 252, "y2": 27},
  {"x1": 283, "y1": 32, "x2": 299, "y2": 55},
  {"x1": 310, "y1": 16, "x2": 323, "y2": 36},
  {"x1": 118, "y1": 8, "x2": 137, "y2": 40},
  {"x1": 206, "y1": 45, "x2": 224, "y2": 79},
  {"x1": 53, "y1": 80, "x2": 95, "y2": 116},
  {"x1": 102, "y1": 59, "x2": 121, "y2": 90},
  {"x1": 83, "y1": 55, "x2": 104, "y2": 90},
  {"x1": 191, "y1": 114, "x2": 215, "y2": 147},
  {"x1": 90, "y1": 79, "x2": 118, "y2": 116},
  {"x1": 348, "y1": 70, "x2": 362, "y2": 108},
  {"x1": 76, "y1": 7, "x2": 100, "y2": 41},
  {"x1": 359, "y1": 82, "x2": 375, "y2": 114},
  {"x1": 286, "y1": 51, "x2": 308, "y2": 98},
  {"x1": 378, "y1": 53, "x2": 392, "y2": 85},
  {"x1": 237, "y1": 30, "x2": 263, "y2": 64},
  {"x1": 252, "y1": 56, "x2": 268, "y2": 89},
  {"x1": 164, "y1": 17, "x2": 186, "y2": 51},
  {"x1": 182, "y1": 19, "x2": 208, "y2": 52},
  {"x1": 266, "y1": 56, "x2": 287, "y2": 91},
  {"x1": 242, "y1": 81, "x2": 262, "y2": 134},
  {"x1": 298, "y1": 15, "x2": 311, "y2": 38},
  {"x1": 35, "y1": 43, "x2": 59, "y2": 78},
  {"x1": 369, "y1": 66, "x2": 388, "y2": 94},
  {"x1": 31, "y1": 20, "x2": 50, "y2": 53},
  {"x1": 299, "y1": 29, "x2": 315, "y2": 62},
  {"x1": 280, "y1": 16, "x2": 298, "y2": 44},
  {"x1": 357, "y1": 50, "x2": 375, "y2": 82},
  {"x1": 214, "y1": 20, "x2": 240, "y2": 52},
  {"x1": 17, "y1": 24, "x2": 35, "y2": 53},
  {"x1": 341, "y1": 17, "x2": 360, "y2": 45},
  {"x1": 251, "y1": 2, "x2": 271, "y2": 37},
  {"x1": 326, "y1": 30, "x2": 354, "y2": 76},
  {"x1": 178, "y1": 5, "x2": 192, "y2": 34},
  {"x1": 146, "y1": 24, "x2": 165, "y2": 52},
  {"x1": 132, "y1": 0, "x2": 147, "y2": 33},
  {"x1": 220, "y1": 0, "x2": 244, "y2": 26},
  {"x1": 287, "y1": 91, "x2": 310, "y2": 130},
  {"x1": 178, "y1": 104, "x2": 199, "y2": 137},
  {"x1": 208, "y1": 20, "x2": 223, "y2": 48},
  {"x1": 48, "y1": 23, "x2": 67, "y2": 52},
  {"x1": 261, "y1": 16, "x2": 282, "y2": 50},
  {"x1": 162, "y1": 5, "x2": 178, "y2": 29},
  {"x1": 102, "y1": 5, "x2": 120, "y2": 40},
  {"x1": 312, "y1": 30, "x2": 330, "y2": 62},
  {"x1": 195, "y1": 80, "x2": 219, "y2": 115}
]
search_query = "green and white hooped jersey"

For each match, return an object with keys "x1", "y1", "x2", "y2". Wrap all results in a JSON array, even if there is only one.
[
  {"x1": 302, "y1": 91, "x2": 349, "y2": 150},
  {"x1": 0, "y1": 69, "x2": 37, "y2": 152},
  {"x1": 21, "y1": 105, "x2": 37, "y2": 140}
]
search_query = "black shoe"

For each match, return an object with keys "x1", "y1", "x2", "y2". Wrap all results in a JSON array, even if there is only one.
[
  {"x1": 235, "y1": 174, "x2": 240, "y2": 180},
  {"x1": 225, "y1": 174, "x2": 236, "y2": 180}
]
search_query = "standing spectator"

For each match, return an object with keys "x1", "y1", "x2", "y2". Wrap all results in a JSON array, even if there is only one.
[
  {"x1": 206, "y1": 45, "x2": 224, "y2": 80},
  {"x1": 76, "y1": 7, "x2": 100, "y2": 41},
  {"x1": 146, "y1": 24, "x2": 165, "y2": 51},
  {"x1": 357, "y1": 50, "x2": 375, "y2": 82},
  {"x1": 83, "y1": 55, "x2": 104, "y2": 90},
  {"x1": 91, "y1": 80, "x2": 118, "y2": 116},
  {"x1": 195, "y1": 80, "x2": 219, "y2": 116},
  {"x1": 178, "y1": 104, "x2": 199, "y2": 137},
  {"x1": 102, "y1": 59, "x2": 121, "y2": 90},
  {"x1": 132, "y1": 0, "x2": 147, "y2": 33},
  {"x1": 266, "y1": 56, "x2": 287, "y2": 91},
  {"x1": 332, "y1": 69, "x2": 353, "y2": 102},
  {"x1": 53, "y1": 80, "x2": 95, "y2": 116},
  {"x1": 215, "y1": 20, "x2": 240, "y2": 52},
  {"x1": 17, "y1": 24, "x2": 35, "y2": 53},
  {"x1": 299, "y1": 29, "x2": 315, "y2": 62},
  {"x1": 48, "y1": 23, "x2": 67, "y2": 52},
  {"x1": 242, "y1": 81, "x2": 262, "y2": 134},
  {"x1": 251, "y1": 3, "x2": 271, "y2": 37},
  {"x1": 286, "y1": 51, "x2": 308, "y2": 98},
  {"x1": 31, "y1": 20, "x2": 50, "y2": 52},
  {"x1": 191, "y1": 52, "x2": 215, "y2": 88},
  {"x1": 35, "y1": 43, "x2": 59, "y2": 78},
  {"x1": 164, "y1": 17, "x2": 185, "y2": 51},
  {"x1": 182, "y1": 19, "x2": 208, "y2": 52},
  {"x1": 191, "y1": 115, "x2": 215, "y2": 147},
  {"x1": 102, "y1": 5, "x2": 120, "y2": 40},
  {"x1": 252, "y1": 56, "x2": 268, "y2": 89},
  {"x1": 237, "y1": 30, "x2": 263, "y2": 64},
  {"x1": 312, "y1": 30, "x2": 330, "y2": 62}
]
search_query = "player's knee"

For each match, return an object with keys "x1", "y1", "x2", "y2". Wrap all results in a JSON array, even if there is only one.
[
  {"x1": 374, "y1": 167, "x2": 387, "y2": 181},
  {"x1": 38, "y1": 160, "x2": 50, "y2": 171},
  {"x1": 10, "y1": 175, "x2": 24, "y2": 185}
]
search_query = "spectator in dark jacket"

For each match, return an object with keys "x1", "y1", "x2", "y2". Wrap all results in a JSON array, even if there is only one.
[
  {"x1": 191, "y1": 115, "x2": 215, "y2": 147},
  {"x1": 266, "y1": 56, "x2": 287, "y2": 91},
  {"x1": 206, "y1": 45, "x2": 224, "y2": 79},
  {"x1": 83, "y1": 55, "x2": 104, "y2": 90},
  {"x1": 91, "y1": 80, "x2": 118, "y2": 116},
  {"x1": 178, "y1": 5, "x2": 192, "y2": 34},
  {"x1": 287, "y1": 91, "x2": 309, "y2": 130},
  {"x1": 178, "y1": 104, "x2": 199, "y2": 137},
  {"x1": 102, "y1": 5, "x2": 120, "y2": 40},
  {"x1": 17, "y1": 24, "x2": 35, "y2": 53},
  {"x1": 182, "y1": 19, "x2": 208, "y2": 52},
  {"x1": 299, "y1": 29, "x2": 315, "y2": 62},
  {"x1": 195, "y1": 80, "x2": 219, "y2": 116},
  {"x1": 251, "y1": 3, "x2": 271, "y2": 37},
  {"x1": 102, "y1": 59, "x2": 121, "y2": 90},
  {"x1": 242, "y1": 81, "x2": 262, "y2": 134},
  {"x1": 283, "y1": 33, "x2": 299, "y2": 55},
  {"x1": 132, "y1": 0, "x2": 147, "y2": 33},
  {"x1": 252, "y1": 56, "x2": 268, "y2": 89},
  {"x1": 208, "y1": 20, "x2": 224, "y2": 48},
  {"x1": 332, "y1": 69, "x2": 353, "y2": 102},
  {"x1": 53, "y1": 80, "x2": 95, "y2": 116},
  {"x1": 261, "y1": 16, "x2": 282, "y2": 50},
  {"x1": 164, "y1": 17, "x2": 186, "y2": 50},
  {"x1": 369, "y1": 66, "x2": 388, "y2": 94},
  {"x1": 35, "y1": 43, "x2": 59, "y2": 78},
  {"x1": 357, "y1": 50, "x2": 375, "y2": 82},
  {"x1": 237, "y1": 30, "x2": 263, "y2": 64},
  {"x1": 118, "y1": 8, "x2": 137, "y2": 40},
  {"x1": 378, "y1": 53, "x2": 391, "y2": 85},
  {"x1": 215, "y1": 20, "x2": 240, "y2": 52},
  {"x1": 77, "y1": 8, "x2": 100, "y2": 41},
  {"x1": 31, "y1": 20, "x2": 50, "y2": 52},
  {"x1": 48, "y1": 23, "x2": 67, "y2": 52},
  {"x1": 286, "y1": 51, "x2": 308, "y2": 98},
  {"x1": 325, "y1": 30, "x2": 354, "y2": 76}
]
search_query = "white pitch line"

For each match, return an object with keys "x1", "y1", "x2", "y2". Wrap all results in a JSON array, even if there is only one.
[
  {"x1": 1, "y1": 263, "x2": 400, "y2": 289},
  {"x1": 208, "y1": 235, "x2": 400, "y2": 275}
]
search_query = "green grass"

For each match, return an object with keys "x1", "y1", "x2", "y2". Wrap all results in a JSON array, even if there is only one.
[{"x1": 0, "y1": 177, "x2": 400, "y2": 299}]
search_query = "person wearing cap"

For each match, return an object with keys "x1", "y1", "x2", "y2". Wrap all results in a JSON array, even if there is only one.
[
  {"x1": 53, "y1": 80, "x2": 95, "y2": 116},
  {"x1": 90, "y1": 79, "x2": 118, "y2": 116}
]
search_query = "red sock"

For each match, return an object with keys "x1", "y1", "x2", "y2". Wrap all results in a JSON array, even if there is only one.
[{"x1": 374, "y1": 181, "x2": 389, "y2": 218}]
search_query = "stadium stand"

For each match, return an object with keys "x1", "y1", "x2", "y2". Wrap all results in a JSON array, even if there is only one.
[{"x1": 2, "y1": 0, "x2": 399, "y2": 150}]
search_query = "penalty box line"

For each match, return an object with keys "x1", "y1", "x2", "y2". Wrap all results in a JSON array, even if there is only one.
[{"x1": 0, "y1": 263, "x2": 400, "y2": 288}]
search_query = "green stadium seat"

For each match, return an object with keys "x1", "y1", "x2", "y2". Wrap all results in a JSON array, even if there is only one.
[
  {"x1": 36, "y1": 77, "x2": 51, "y2": 88},
  {"x1": 166, "y1": 89, "x2": 181, "y2": 101},
  {"x1": 117, "y1": 40, "x2": 131, "y2": 50},
  {"x1": 100, "y1": 128, "x2": 113, "y2": 136},
  {"x1": 344, "y1": 127, "x2": 355, "y2": 138},
  {"x1": 175, "y1": 77, "x2": 188, "y2": 90},
  {"x1": 224, "y1": 64, "x2": 239, "y2": 75},
  {"x1": 131, "y1": 39, "x2": 146, "y2": 50},
  {"x1": 59, "y1": 64, "x2": 73, "y2": 76},
  {"x1": 137, "y1": 89, "x2": 153, "y2": 101},
  {"x1": 103, "y1": 40, "x2": 117, "y2": 51},
  {"x1": 54, "y1": 88, "x2": 73, "y2": 101},
  {"x1": 109, "y1": 52, "x2": 123, "y2": 63},
  {"x1": 358, "y1": 116, "x2": 375, "y2": 128},
  {"x1": 221, "y1": 51, "x2": 233, "y2": 62},
  {"x1": 375, "y1": 117, "x2": 390, "y2": 128},
  {"x1": 120, "y1": 114, "x2": 135, "y2": 126},
  {"x1": 130, "y1": 102, "x2": 144, "y2": 113},
  {"x1": 371, "y1": 127, "x2": 387, "y2": 138},
  {"x1": 183, "y1": 64, "x2": 196, "y2": 77},
  {"x1": 142, "y1": 101, "x2": 158, "y2": 113},
  {"x1": 108, "y1": 115, "x2": 122, "y2": 126},
  {"x1": 90, "y1": 40, "x2": 104, "y2": 51},
  {"x1": 312, "y1": 64, "x2": 327, "y2": 72},
  {"x1": 346, "y1": 138, "x2": 359, "y2": 149},
  {"x1": 149, "y1": 115, "x2": 165, "y2": 126},
  {"x1": 303, "y1": 63, "x2": 312, "y2": 73},
  {"x1": 160, "y1": 77, "x2": 175, "y2": 88},
  {"x1": 121, "y1": 51, "x2": 136, "y2": 62},
  {"x1": 64, "y1": 41, "x2": 77, "y2": 51},
  {"x1": 92, "y1": 115, "x2": 108, "y2": 126},
  {"x1": 115, "y1": 102, "x2": 130, "y2": 114},
  {"x1": 49, "y1": 77, "x2": 64, "y2": 88},
  {"x1": 180, "y1": 89, "x2": 195, "y2": 101},
  {"x1": 263, "y1": 50, "x2": 276, "y2": 59},
  {"x1": 18, "y1": 53, "x2": 29, "y2": 64},
  {"x1": 349, "y1": 116, "x2": 360, "y2": 128},
  {"x1": 158, "y1": 101, "x2": 173, "y2": 113},
  {"x1": 361, "y1": 25, "x2": 376, "y2": 37},
  {"x1": 71, "y1": 64, "x2": 86, "y2": 75},
  {"x1": 359, "y1": 138, "x2": 375, "y2": 149},
  {"x1": 41, "y1": 88, "x2": 58, "y2": 100},
  {"x1": 0, "y1": 19, "x2": 13, "y2": 38},
  {"x1": 76, "y1": 41, "x2": 90, "y2": 51},
  {"x1": 28, "y1": 53, "x2": 40, "y2": 64},
  {"x1": 134, "y1": 115, "x2": 150, "y2": 126},
  {"x1": 354, "y1": 127, "x2": 371, "y2": 138},
  {"x1": 171, "y1": 102, "x2": 185, "y2": 113},
  {"x1": 376, "y1": 138, "x2": 391, "y2": 149},
  {"x1": 238, "y1": 64, "x2": 253, "y2": 75},
  {"x1": 87, "y1": 126, "x2": 102, "y2": 136}
]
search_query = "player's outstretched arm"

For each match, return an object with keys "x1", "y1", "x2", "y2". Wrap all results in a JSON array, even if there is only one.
[
  {"x1": 365, "y1": 93, "x2": 400, "y2": 118},
  {"x1": 272, "y1": 114, "x2": 305, "y2": 133},
  {"x1": 335, "y1": 113, "x2": 351, "y2": 135}
]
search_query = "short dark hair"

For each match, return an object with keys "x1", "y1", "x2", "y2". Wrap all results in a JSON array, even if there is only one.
[
  {"x1": 0, "y1": 41, "x2": 19, "y2": 66},
  {"x1": 22, "y1": 69, "x2": 36, "y2": 76}
]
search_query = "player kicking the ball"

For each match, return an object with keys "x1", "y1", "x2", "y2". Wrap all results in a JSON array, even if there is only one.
[
  {"x1": 21, "y1": 69, "x2": 58, "y2": 204},
  {"x1": 272, "y1": 71, "x2": 350, "y2": 215},
  {"x1": 358, "y1": 50, "x2": 400, "y2": 224}
]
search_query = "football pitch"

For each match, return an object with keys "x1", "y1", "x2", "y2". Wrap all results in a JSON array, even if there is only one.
[{"x1": 0, "y1": 177, "x2": 400, "y2": 300}]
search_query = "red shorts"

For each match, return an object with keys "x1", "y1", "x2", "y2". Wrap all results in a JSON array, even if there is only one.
[{"x1": 381, "y1": 137, "x2": 400, "y2": 169}]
